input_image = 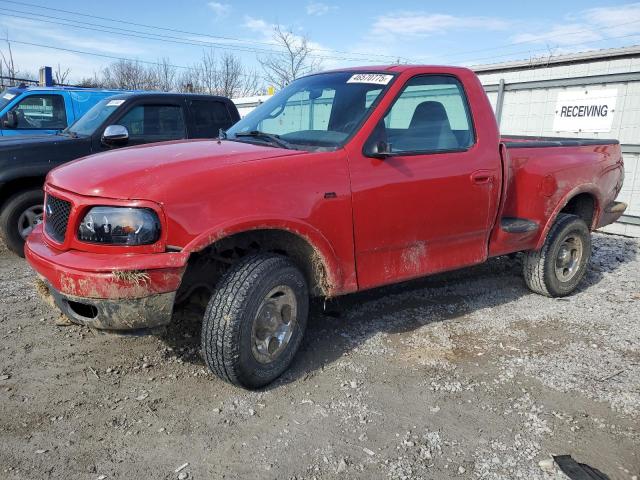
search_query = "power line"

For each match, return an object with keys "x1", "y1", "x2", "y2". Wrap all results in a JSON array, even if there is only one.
[
  {"x1": 416, "y1": 19, "x2": 640, "y2": 61},
  {"x1": 3, "y1": 0, "x2": 640, "y2": 76},
  {"x1": 3, "y1": 0, "x2": 639, "y2": 68},
  {"x1": 1, "y1": 10, "x2": 397, "y2": 63},
  {"x1": 10, "y1": 32, "x2": 640, "y2": 84},
  {"x1": 3, "y1": 38, "x2": 258, "y2": 79},
  {"x1": 0, "y1": 0, "x2": 407, "y2": 62}
]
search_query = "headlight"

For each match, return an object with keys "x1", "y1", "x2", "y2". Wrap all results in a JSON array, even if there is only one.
[{"x1": 78, "y1": 207, "x2": 160, "y2": 245}]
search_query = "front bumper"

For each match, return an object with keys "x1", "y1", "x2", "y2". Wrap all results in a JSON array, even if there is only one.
[{"x1": 25, "y1": 226, "x2": 188, "y2": 330}]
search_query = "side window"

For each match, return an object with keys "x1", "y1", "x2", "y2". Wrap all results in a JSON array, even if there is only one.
[
  {"x1": 190, "y1": 100, "x2": 233, "y2": 137},
  {"x1": 10, "y1": 94, "x2": 67, "y2": 129},
  {"x1": 381, "y1": 75, "x2": 474, "y2": 153},
  {"x1": 117, "y1": 104, "x2": 185, "y2": 140}
]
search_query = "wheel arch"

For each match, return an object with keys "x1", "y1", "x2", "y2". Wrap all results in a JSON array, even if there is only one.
[
  {"x1": 535, "y1": 185, "x2": 600, "y2": 250},
  {"x1": 0, "y1": 176, "x2": 45, "y2": 209},
  {"x1": 182, "y1": 218, "x2": 344, "y2": 298}
]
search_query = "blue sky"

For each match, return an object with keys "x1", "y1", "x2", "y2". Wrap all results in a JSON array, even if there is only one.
[{"x1": 1, "y1": 0, "x2": 640, "y2": 83}]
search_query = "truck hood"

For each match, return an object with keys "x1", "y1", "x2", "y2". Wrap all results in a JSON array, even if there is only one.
[
  {"x1": 0, "y1": 133, "x2": 81, "y2": 150},
  {"x1": 48, "y1": 139, "x2": 304, "y2": 200},
  {"x1": 0, "y1": 134, "x2": 92, "y2": 184}
]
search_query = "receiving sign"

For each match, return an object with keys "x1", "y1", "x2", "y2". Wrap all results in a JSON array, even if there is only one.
[{"x1": 553, "y1": 89, "x2": 617, "y2": 133}]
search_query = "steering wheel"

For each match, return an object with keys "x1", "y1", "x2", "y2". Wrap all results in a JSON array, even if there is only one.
[{"x1": 14, "y1": 109, "x2": 38, "y2": 128}]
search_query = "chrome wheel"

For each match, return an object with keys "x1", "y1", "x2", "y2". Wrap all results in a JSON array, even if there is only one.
[
  {"x1": 554, "y1": 234, "x2": 583, "y2": 282},
  {"x1": 17, "y1": 204, "x2": 43, "y2": 239},
  {"x1": 251, "y1": 285, "x2": 297, "y2": 364}
]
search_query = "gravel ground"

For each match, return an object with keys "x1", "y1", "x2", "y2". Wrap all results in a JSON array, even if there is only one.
[{"x1": 0, "y1": 233, "x2": 638, "y2": 480}]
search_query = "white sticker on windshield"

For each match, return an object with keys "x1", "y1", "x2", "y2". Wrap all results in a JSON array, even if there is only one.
[
  {"x1": 3, "y1": 93, "x2": 16, "y2": 100},
  {"x1": 106, "y1": 99, "x2": 125, "y2": 107},
  {"x1": 347, "y1": 73, "x2": 393, "y2": 85}
]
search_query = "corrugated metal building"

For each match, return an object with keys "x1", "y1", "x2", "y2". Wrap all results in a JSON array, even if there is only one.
[
  {"x1": 475, "y1": 46, "x2": 640, "y2": 237},
  {"x1": 232, "y1": 47, "x2": 640, "y2": 236}
]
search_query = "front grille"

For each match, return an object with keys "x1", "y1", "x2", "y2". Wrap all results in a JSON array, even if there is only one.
[{"x1": 44, "y1": 195, "x2": 72, "y2": 242}]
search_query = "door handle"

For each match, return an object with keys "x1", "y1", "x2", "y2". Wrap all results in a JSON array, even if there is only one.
[{"x1": 471, "y1": 171, "x2": 494, "y2": 184}]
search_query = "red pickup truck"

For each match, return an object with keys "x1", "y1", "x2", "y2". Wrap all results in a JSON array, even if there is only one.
[{"x1": 26, "y1": 66, "x2": 627, "y2": 388}]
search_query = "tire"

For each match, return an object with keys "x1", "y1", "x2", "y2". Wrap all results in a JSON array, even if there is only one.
[
  {"x1": 522, "y1": 213, "x2": 591, "y2": 297},
  {"x1": 202, "y1": 254, "x2": 309, "y2": 389},
  {"x1": 0, "y1": 188, "x2": 44, "y2": 257}
]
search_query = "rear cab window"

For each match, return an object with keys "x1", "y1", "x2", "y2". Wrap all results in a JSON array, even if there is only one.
[{"x1": 189, "y1": 99, "x2": 234, "y2": 137}]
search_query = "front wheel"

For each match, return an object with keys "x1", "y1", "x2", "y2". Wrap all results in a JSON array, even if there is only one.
[
  {"x1": 0, "y1": 188, "x2": 44, "y2": 257},
  {"x1": 201, "y1": 254, "x2": 309, "y2": 389},
  {"x1": 522, "y1": 213, "x2": 591, "y2": 297}
]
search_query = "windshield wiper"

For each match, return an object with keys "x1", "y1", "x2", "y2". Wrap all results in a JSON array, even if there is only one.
[{"x1": 234, "y1": 130, "x2": 293, "y2": 150}]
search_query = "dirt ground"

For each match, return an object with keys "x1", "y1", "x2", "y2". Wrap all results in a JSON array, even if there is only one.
[{"x1": 0, "y1": 233, "x2": 639, "y2": 480}]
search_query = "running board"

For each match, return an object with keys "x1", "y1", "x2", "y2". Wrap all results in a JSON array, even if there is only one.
[{"x1": 500, "y1": 217, "x2": 539, "y2": 234}]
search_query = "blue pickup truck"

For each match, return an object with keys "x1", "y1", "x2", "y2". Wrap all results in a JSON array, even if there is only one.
[{"x1": 0, "y1": 86, "x2": 134, "y2": 136}]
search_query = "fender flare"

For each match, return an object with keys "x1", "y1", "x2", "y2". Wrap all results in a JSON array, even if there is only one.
[
  {"x1": 183, "y1": 216, "x2": 345, "y2": 294},
  {"x1": 534, "y1": 183, "x2": 601, "y2": 250}
]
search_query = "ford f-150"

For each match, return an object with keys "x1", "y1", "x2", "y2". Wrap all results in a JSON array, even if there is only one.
[{"x1": 25, "y1": 66, "x2": 627, "y2": 388}]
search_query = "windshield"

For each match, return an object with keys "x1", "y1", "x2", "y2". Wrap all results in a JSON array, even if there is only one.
[
  {"x1": 66, "y1": 97, "x2": 124, "y2": 136},
  {"x1": 0, "y1": 88, "x2": 21, "y2": 112},
  {"x1": 226, "y1": 71, "x2": 394, "y2": 150}
]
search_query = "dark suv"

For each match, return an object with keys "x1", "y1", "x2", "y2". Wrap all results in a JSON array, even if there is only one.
[{"x1": 0, "y1": 93, "x2": 240, "y2": 256}]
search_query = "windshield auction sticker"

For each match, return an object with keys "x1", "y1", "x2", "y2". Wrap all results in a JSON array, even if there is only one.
[
  {"x1": 347, "y1": 73, "x2": 394, "y2": 85},
  {"x1": 553, "y1": 89, "x2": 618, "y2": 133},
  {"x1": 3, "y1": 93, "x2": 15, "y2": 100},
  {"x1": 106, "y1": 99, "x2": 126, "y2": 107}
]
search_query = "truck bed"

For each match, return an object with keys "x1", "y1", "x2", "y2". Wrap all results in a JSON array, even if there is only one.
[{"x1": 489, "y1": 134, "x2": 624, "y2": 258}]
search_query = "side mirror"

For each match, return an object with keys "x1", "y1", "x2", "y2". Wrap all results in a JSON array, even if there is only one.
[
  {"x1": 364, "y1": 140, "x2": 394, "y2": 159},
  {"x1": 3, "y1": 111, "x2": 18, "y2": 129},
  {"x1": 101, "y1": 124, "x2": 129, "y2": 147}
]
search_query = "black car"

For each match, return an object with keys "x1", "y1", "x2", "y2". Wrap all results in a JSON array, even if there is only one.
[{"x1": 0, "y1": 92, "x2": 240, "y2": 256}]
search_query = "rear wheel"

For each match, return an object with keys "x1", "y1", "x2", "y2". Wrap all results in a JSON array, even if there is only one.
[
  {"x1": 522, "y1": 213, "x2": 591, "y2": 297},
  {"x1": 201, "y1": 254, "x2": 309, "y2": 389},
  {"x1": 0, "y1": 188, "x2": 44, "y2": 257}
]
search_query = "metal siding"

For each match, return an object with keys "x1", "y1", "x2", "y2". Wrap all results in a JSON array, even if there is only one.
[{"x1": 624, "y1": 152, "x2": 640, "y2": 217}]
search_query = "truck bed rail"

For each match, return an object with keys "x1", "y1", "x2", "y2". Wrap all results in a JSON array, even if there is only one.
[{"x1": 502, "y1": 135, "x2": 619, "y2": 149}]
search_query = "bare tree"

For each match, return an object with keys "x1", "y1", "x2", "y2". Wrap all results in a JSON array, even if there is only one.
[
  {"x1": 259, "y1": 25, "x2": 321, "y2": 89},
  {"x1": 78, "y1": 72, "x2": 105, "y2": 88},
  {"x1": 193, "y1": 49, "x2": 218, "y2": 94},
  {"x1": 176, "y1": 68, "x2": 196, "y2": 93},
  {"x1": 214, "y1": 52, "x2": 262, "y2": 98},
  {"x1": 102, "y1": 59, "x2": 155, "y2": 90},
  {"x1": 183, "y1": 50, "x2": 263, "y2": 98},
  {"x1": 54, "y1": 63, "x2": 71, "y2": 85},
  {"x1": 150, "y1": 57, "x2": 177, "y2": 91},
  {"x1": 214, "y1": 52, "x2": 242, "y2": 97},
  {"x1": 0, "y1": 36, "x2": 18, "y2": 84},
  {"x1": 236, "y1": 67, "x2": 262, "y2": 97}
]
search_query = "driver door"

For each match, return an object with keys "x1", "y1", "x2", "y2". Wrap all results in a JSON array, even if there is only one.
[{"x1": 348, "y1": 74, "x2": 499, "y2": 289}]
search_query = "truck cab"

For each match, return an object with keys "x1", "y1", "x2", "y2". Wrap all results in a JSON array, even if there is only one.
[{"x1": 0, "y1": 86, "x2": 134, "y2": 136}]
